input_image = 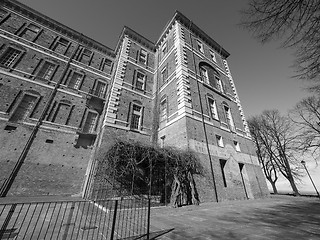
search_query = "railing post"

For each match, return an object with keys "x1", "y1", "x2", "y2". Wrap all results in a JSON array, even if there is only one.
[
  {"x1": 110, "y1": 200, "x2": 118, "y2": 240},
  {"x1": 146, "y1": 198, "x2": 151, "y2": 240}
]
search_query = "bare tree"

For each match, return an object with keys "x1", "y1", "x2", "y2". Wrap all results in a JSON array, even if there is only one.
[
  {"x1": 248, "y1": 118, "x2": 279, "y2": 194},
  {"x1": 291, "y1": 96, "x2": 320, "y2": 157},
  {"x1": 248, "y1": 110, "x2": 302, "y2": 195},
  {"x1": 241, "y1": 0, "x2": 320, "y2": 82}
]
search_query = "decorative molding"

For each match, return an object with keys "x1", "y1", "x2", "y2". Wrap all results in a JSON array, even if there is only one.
[{"x1": 223, "y1": 59, "x2": 251, "y2": 137}]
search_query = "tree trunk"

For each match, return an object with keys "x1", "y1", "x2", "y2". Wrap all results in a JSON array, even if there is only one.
[
  {"x1": 269, "y1": 180, "x2": 278, "y2": 194},
  {"x1": 287, "y1": 175, "x2": 300, "y2": 196},
  {"x1": 282, "y1": 156, "x2": 300, "y2": 196},
  {"x1": 170, "y1": 175, "x2": 182, "y2": 208},
  {"x1": 188, "y1": 171, "x2": 200, "y2": 205}
]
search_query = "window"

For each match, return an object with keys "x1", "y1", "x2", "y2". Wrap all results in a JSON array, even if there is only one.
[
  {"x1": 52, "y1": 37, "x2": 70, "y2": 55},
  {"x1": 210, "y1": 50, "x2": 216, "y2": 62},
  {"x1": 216, "y1": 75, "x2": 224, "y2": 93},
  {"x1": 68, "y1": 72, "x2": 83, "y2": 90},
  {"x1": 160, "y1": 97, "x2": 167, "y2": 122},
  {"x1": 0, "y1": 47, "x2": 22, "y2": 68},
  {"x1": 79, "y1": 48, "x2": 92, "y2": 64},
  {"x1": 208, "y1": 98, "x2": 218, "y2": 120},
  {"x1": 10, "y1": 94, "x2": 37, "y2": 122},
  {"x1": 19, "y1": 24, "x2": 41, "y2": 42},
  {"x1": 219, "y1": 159, "x2": 227, "y2": 187},
  {"x1": 93, "y1": 80, "x2": 107, "y2": 98},
  {"x1": 138, "y1": 49, "x2": 148, "y2": 64},
  {"x1": 223, "y1": 104, "x2": 235, "y2": 131},
  {"x1": 161, "y1": 66, "x2": 168, "y2": 84},
  {"x1": 161, "y1": 42, "x2": 168, "y2": 58},
  {"x1": 197, "y1": 40, "x2": 204, "y2": 53},
  {"x1": 200, "y1": 67, "x2": 209, "y2": 84},
  {"x1": 52, "y1": 102, "x2": 72, "y2": 125},
  {"x1": 135, "y1": 71, "x2": 146, "y2": 91},
  {"x1": 216, "y1": 135, "x2": 224, "y2": 147},
  {"x1": 100, "y1": 58, "x2": 112, "y2": 72},
  {"x1": 83, "y1": 111, "x2": 98, "y2": 134},
  {"x1": 130, "y1": 104, "x2": 143, "y2": 130},
  {"x1": 234, "y1": 141, "x2": 241, "y2": 152},
  {"x1": 37, "y1": 61, "x2": 56, "y2": 81},
  {"x1": 199, "y1": 63, "x2": 221, "y2": 88}
]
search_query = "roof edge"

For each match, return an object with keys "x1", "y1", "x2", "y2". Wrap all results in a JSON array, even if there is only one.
[{"x1": 156, "y1": 11, "x2": 230, "y2": 58}]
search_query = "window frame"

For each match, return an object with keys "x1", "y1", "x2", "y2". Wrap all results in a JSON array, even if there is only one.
[
  {"x1": 36, "y1": 60, "x2": 58, "y2": 82},
  {"x1": 197, "y1": 40, "x2": 204, "y2": 54},
  {"x1": 210, "y1": 50, "x2": 216, "y2": 62},
  {"x1": 223, "y1": 103, "x2": 235, "y2": 131},
  {"x1": 82, "y1": 109, "x2": 99, "y2": 134},
  {"x1": 92, "y1": 79, "x2": 107, "y2": 98},
  {"x1": 134, "y1": 70, "x2": 146, "y2": 91},
  {"x1": 161, "y1": 41, "x2": 168, "y2": 58},
  {"x1": 100, "y1": 58, "x2": 113, "y2": 73},
  {"x1": 216, "y1": 135, "x2": 224, "y2": 148},
  {"x1": 19, "y1": 23, "x2": 42, "y2": 42},
  {"x1": 138, "y1": 48, "x2": 148, "y2": 65},
  {"x1": 234, "y1": 141, "x2": 241, "y2": 152},
  {"x1": 200, "y1": 66, "x2": 209, "y2": 84},
  {"x1": 51, "y1": 37, "x2": 70, "y2": 55},
  {"x1": 78, "y1": 48, "x2": 93, "y2": 65},
  {"x1": 161, "y1": 66, "x2": 168, "y2": 84},
  {"x1": 207, "y1": 97, "x2": 219, "y2": 120},
  {"x1": 9, "y1": 92, "x2": 40, "y2": 123},
  {"x1": 51, "y1": 100, "x2": 73, "y2": 126},
  {"x1": 216, "y1": 75, "x2": 224, "y2": 93},
  {"x1": 0, "y1": 46, "x2": 23, "y2": 69},
  {"x1": 219, "y1": 159, "x2": 228, "y2": 187},
  {"x1": 67, "y1": 71, "x2": 84, "y2": 90},
  {"x1": 129, "y1": 101, "x2": 143, "y2": 131},
  {"x1": 159, "y1": 96, "x2": 168, "y2": 122}
]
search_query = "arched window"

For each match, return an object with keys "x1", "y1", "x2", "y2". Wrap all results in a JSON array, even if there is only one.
[{"x1": 199, "y1": 62, "x2": 223, "y2": 92}]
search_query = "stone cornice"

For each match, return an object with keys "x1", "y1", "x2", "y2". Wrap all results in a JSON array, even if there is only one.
[
  {"x1": 114, "y1": 26, "x2": 156, "y2": 55},
  {"x1": 156, "y1": 11, "x2": 230, "y2": 59}
]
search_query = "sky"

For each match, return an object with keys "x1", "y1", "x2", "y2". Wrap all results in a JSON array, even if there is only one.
[{"x1": 17, "y1": 0, "x2": 318, "y2": 195}]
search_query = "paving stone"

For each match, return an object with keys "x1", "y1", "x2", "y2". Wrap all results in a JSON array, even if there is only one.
[{"x1": 149, "y1": 195, "x2": 320, "y2": 239}]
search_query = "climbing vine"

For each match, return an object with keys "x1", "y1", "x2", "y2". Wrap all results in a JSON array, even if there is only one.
[{"x1": 95, "y1": 140, "x2": 203, "y2": 207}]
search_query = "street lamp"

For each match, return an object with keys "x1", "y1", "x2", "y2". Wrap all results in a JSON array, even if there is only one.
[{"x1": 301, "y1": 160, "x2": 320, "y2": 199}]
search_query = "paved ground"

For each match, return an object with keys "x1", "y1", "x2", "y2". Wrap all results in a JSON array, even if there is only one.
[{"x1": 149, "y1": 195, "x2": 320, "y2": 240}]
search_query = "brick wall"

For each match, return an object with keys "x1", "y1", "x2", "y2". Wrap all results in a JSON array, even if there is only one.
[{"x1": 0, "y1": 3, "x2": 113, "y2": 196}]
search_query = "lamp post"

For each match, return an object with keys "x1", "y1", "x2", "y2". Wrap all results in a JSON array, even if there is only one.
[{"x1": 301, "y1": 160, "x2": 320, "y2": 199}]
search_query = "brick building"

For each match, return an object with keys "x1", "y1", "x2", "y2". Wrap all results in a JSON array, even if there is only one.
[{"x1": 0, "y1": 0, "x2": 269, "y2": 201}]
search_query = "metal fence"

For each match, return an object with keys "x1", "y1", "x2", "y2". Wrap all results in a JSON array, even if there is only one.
[{"x1": 0, "y1": 197, "x2": 150, "y2": 240}]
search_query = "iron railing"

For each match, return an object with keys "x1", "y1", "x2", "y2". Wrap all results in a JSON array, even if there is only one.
[{"x1": 0, "y1": 197, "x2": 150, "y2": 240}]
